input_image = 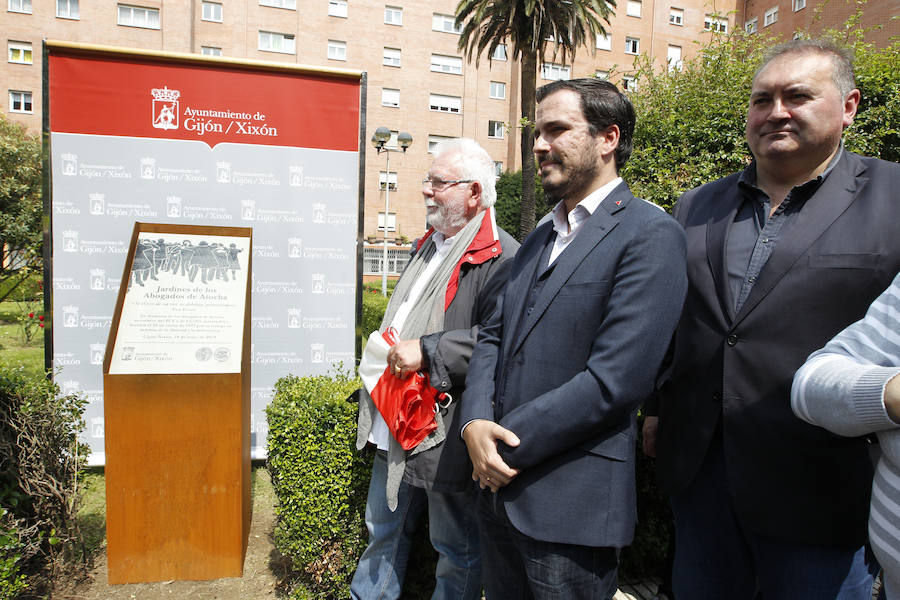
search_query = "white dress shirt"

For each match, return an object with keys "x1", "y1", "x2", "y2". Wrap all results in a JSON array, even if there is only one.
[{"x1": 548, "y1": 177, "x2": 623, "y2": 265}]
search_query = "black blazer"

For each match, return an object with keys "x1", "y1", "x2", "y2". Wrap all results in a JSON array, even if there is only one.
[
  {"x1": 462, "y1": 182, "x2": 687, "y2": 548},
  {"x1": 655, "y1": 151, "x2": 900, "y2": 548}
]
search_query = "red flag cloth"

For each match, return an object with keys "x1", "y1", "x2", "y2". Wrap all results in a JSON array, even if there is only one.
[{"x1": 366, "y1": 328, "x2": 441, "y2": 450}]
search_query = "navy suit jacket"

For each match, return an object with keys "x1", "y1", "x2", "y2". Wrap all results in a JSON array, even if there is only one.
[
  {"x1": 654, "y1": 151, "x2": 900, "y2": 548},
  {"x1": 461, "y1": 181, "x2": 687, "y2": 548}
]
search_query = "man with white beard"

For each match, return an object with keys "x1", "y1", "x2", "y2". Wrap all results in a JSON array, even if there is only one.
[{"x1": 351, "y1": 138, "x2": 518, "y2": 599}]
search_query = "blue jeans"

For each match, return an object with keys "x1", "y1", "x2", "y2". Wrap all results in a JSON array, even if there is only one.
[
  {"x1": 671, "y1": 433, "x2": 878, "y2": 600},
  {"x1": 350, "y1": 451, "x2": 482, "y2": 600},
  {"x1": 476, "y1": 491, "x2": 619, "y2": 600}
]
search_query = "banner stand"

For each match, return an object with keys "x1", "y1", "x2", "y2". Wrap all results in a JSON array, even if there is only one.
[{"x1": 103, "y1": 222, "x2": 252, "y2": 584}]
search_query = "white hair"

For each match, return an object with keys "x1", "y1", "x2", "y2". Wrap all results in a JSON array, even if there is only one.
[{"x1": 432, "y1": 138, "x2": 497, "y2": 208}]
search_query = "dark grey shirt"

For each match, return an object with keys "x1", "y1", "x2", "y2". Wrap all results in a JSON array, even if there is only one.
[{"x1": 727, "y1": 147, "x2": 844, "y2": 314}]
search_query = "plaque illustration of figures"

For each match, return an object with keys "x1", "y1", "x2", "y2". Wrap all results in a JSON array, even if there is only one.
[{"x1": 127, "y1": 235, "x2": 244, "y2": 291}]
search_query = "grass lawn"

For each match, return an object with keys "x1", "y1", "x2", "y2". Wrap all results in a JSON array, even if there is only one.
[{"x1": 0, "y1": 300, "x2": 45, "y2": 376}]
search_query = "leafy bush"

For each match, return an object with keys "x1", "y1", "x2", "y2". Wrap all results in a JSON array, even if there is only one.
[
  {"x1": 0, "y1": 368, "x2": 88, "y2": 595},
  {"x1": 266, "y1": 372, "x2": 371, "y2": 599},
  {"x1": 0, "y1": 510, "x2": 26, "y2": 600},
  {"x1": 494, "y1": 170, "x2": 549, "y2": 242},
  {"x1": 0, "y1": 116, "x2": 42, "y2": 304},
  {"x1": 0, "y1": 274, "x2": 40, "y2": 304},
  {"x1": 361, "y1": 289, "x2": 389, "y2": 343}
]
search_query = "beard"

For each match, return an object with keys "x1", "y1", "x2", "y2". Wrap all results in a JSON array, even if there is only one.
[
  {"x1": 425, "y1": 198, "x2": 468, "y2": 234},
  {"x1": 537, "y1": 151, "x2": 602, "y2": 206}
]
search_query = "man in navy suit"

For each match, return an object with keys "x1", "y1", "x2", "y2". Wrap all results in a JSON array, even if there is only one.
[
  {"x1": 644, "y1": 40, "x2": 900, "y2": 598},
  {"x1": 460, "y1": 78, "x2": 688, "y2": 599}
]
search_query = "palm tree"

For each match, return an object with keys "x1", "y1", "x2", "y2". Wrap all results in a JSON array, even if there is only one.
[{"x1": 456, "y1": 0, "x2": 615, "y2": 239}]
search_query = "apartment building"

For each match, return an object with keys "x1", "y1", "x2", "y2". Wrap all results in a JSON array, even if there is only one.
[
  {"x1": 741, "y1": 0, "x2": 898, "y2": 47},
  {"x1": 4, "y1": 0, "x2": 743, "y2": 276}
]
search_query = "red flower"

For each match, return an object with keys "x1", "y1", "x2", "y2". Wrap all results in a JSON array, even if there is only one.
[
  {"x1": 38, "y1": 323, "x2": 44, "y2": 328},
  {"x1": 28, "y1": 312, "x2": 34, "y2": 318},
  {"x1": 38, "y1": 315, "x2": 44, "y2": 321}
]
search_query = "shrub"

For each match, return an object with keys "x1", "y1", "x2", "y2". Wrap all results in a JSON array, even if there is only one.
[
  {"x1": 0, "y1": 510, "x2": 26, "y2": 600},
  {"x1": 266, "y1": 371, "x2": 371, "y2": 599},
  {"x1": 494, "y1": 170, "x2": 549, "y2": 243},
  {"x1": 0, "y1": 368, "x2": 88, "y2": 594},
  {"x1": 0, "y1": 274, "x2": 41, "y2": 304},
  {"x1": 361, "y1": 290, "x2": 389, "y2": 342}
]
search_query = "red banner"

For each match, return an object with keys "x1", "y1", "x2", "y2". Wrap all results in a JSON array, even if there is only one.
[{"x1": 49, "y1": 52, "x2": 361, "y2": 151}]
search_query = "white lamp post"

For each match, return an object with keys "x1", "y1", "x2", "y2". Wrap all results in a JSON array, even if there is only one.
[{"x1": 371, "y1": 126, "x2": 412, "y2": 296}]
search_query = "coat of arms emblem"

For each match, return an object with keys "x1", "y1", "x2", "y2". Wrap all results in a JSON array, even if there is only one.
[{"x1": 151, "y1": 87, "x2": 180, "y2": 130}]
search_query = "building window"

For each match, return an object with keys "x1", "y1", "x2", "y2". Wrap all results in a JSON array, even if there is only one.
[
  {"x1": 327, "y1": 40, "x2": 347, "y2": 61},
  {"x1": 259, "y1": 31, "x2": 295, "y2": 54},
  {"x1": 626, "y1": 0, "x2": 642, "y2": 17},
  {"x1": 9, "y1": 90, "x2": 32, "y2": 113},
  {"x1": 492, "y1": 44, "x2": 507, "y2": 61},
  {"x1": 433, "y1": 13, "x2": 461, "y2": 34},
  {"x1": 201, "y1": 1, "x2": 222, "y2": 22},
  {"x1": 377, "y1": 212, "x2": 397, "y2": 232},
  {"x1": 494, "y1": 161, "x2": 503, "y2": 177},
  {"x1": 8, "y1": 41, "x2": 32, "y2": 64},
  {"x1": 625, "y1": 37, "x2": 640, "y2": 55},
  {"x1": 383, "y1": 47, "x2": 401, "y2": 67},
  {"x1": 201, "y1": 46, "x2": 222, "y2": 56},
  {"x1": 430, "y1": 54, "x2": 462, "y2": 75},
  {"x1": 622, "y1": 76, "x2": 636, "y2": 91},
  {"x1": 382, "y1": 88, "x2": 399, "y2": 108},
  {"x1": 363, "y1": 246, "x2": 408, "y2": 275},
  {"x1": 379, "y1": 171, "x2": 398, "y2": 191},
  {"x1": 8, "y1": 0, "x2": 31, "y2": 13},
  {"x1": 667, "y1": 45, "x2": 682, "y2": 71},
  {"x1": 541, "y1": 63, "x2": 571, "y2": 81},
  {"x1": 328, "y1": 0, "x2": 347, "y2": 17},
  {"x1": 489, "y1": 81, "x2": 506, "y2": 99},
  {"x1": 764, "y1": 6, "x2": 778, "y2": 26},
  {"x1": 384, "y1": 5, "x2": 402, "y2": 25},
  {"x1": 669, "y1": 7, "x2": 683, "y2": 25},
  {"x1": 745, "y1": 17, "x2": 758, "y2": 33},
  {"x1": 595, "y1": 70, "x2": 609, "y2": 79},
  {"x1": 117, "y1": 4, "x2": 160, "y2": 28},
  {"x1": 596, "y1": 33, "x2": 611, "y2": 50},
  {"x1": 428, "y1": 135, "x2": 453, "y2": 153},
  {"x1": 260, "y1": 0, "x2": 296, "y2": 8},
  {"x1": 57, "y1": 0, "x2": 79, "y2": 19},
  {"x1": 429, "y1": 94, "x2": 461, "y2": 114},
  {"x1": 488, "y1": 120, "x2": 504, "y2": 139},
  {"x1": 793, "y1": 0, "x2": 806, "y2": 10},
  {"x1": 704, "y1": 14, "x2": 728, "y2": 33}
]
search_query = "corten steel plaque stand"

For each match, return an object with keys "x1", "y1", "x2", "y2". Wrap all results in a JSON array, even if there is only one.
[{"x1": 103, "y1": 223, "x2": 252, "y2": 584}]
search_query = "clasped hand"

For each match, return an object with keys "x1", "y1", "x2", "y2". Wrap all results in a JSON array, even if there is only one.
[{"x1": 462, "y1": 419, "x2": 521, "y2": 492}]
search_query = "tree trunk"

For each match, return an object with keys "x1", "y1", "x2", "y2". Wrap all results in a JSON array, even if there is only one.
[{"x1": 518, "y1": 51, "x2": 538, "y2": 240}]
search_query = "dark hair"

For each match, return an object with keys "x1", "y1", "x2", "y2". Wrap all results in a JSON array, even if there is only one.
[
  {"x1": 536, "y1": 78, "x2": 636, "y2": 170},
  {"x1": 755, "y1": 39, "x2": 856, "y2": 98}
]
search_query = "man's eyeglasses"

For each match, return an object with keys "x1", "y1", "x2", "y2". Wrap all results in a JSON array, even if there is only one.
[{"x1": 422, "y1": 177, "x2": 473, "y2": 191}]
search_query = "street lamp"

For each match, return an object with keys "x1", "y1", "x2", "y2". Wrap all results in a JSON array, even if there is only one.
[{"x1": 371, "y1": 126, "x2": 412, "y2": 296}]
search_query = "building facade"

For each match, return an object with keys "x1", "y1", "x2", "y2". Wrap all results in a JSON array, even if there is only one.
[
  {"x1": 8, "y1": 0, "x2": 821, "y2": 274},
  {"x1": 740, "y1": 0, "x2": 898, "y2": 48}
]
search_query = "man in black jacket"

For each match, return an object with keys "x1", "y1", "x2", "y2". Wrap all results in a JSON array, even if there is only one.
[{"x1": 644, "y1": 39, "x2": 900, "y2": 599}]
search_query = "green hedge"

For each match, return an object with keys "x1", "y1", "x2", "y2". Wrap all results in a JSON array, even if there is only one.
[
  {"x1": 361, "y1": 289, "x2": 389, "y2": 343},
  {"x1": 266, "y1": 372, "x2": 371, "y2": 599},
  {"x1": 0, "y1": 367, "x2": 88, "y2": 598}
]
